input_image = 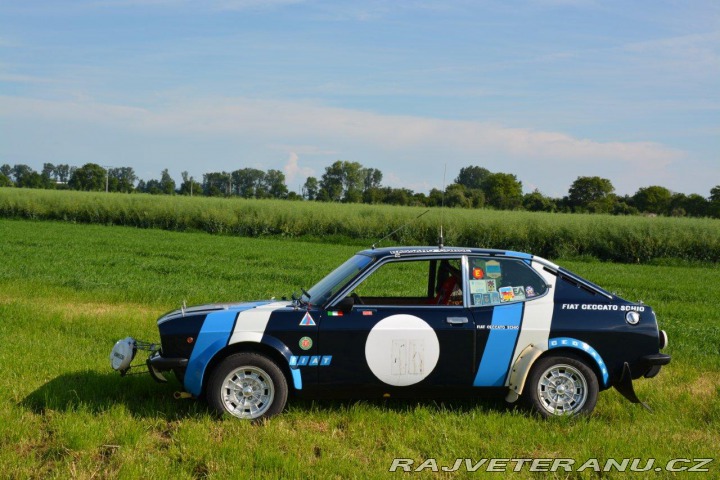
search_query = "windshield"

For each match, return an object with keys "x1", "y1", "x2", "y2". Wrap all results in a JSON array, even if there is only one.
[{"x1": 304, "y1": 254, "x2": 373, "y2": 306}]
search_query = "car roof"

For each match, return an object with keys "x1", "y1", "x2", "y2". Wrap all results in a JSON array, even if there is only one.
[{"x1": 357, "y1": 246, "x2": 534, "y2": 261}]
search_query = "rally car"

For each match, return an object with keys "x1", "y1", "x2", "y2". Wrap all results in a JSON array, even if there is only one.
[{"x1": 111, "y1": 246, "x2": 670, "y2": 419}]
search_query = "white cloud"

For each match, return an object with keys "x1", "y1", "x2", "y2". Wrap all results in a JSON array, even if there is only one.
[
  {"x1": 283, "y1": 152, "x2": 314, "y2": 185},
  {"x1": 0, "y1": 94, "x2": 687, "y2": 195}
]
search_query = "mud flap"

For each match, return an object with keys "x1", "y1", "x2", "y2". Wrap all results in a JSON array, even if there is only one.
[{"x1": 614, "y1": 362, "x2": 652, "y2": 412}]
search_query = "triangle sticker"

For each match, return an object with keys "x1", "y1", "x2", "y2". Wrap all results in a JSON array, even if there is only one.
[{"x1": 299, "y1": 311, "x2": 316, "y2": 326}]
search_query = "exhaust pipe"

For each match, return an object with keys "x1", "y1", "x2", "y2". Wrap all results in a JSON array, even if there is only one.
[{"x1": 174, "y1": 391, "x2": 193, "y2": 400}]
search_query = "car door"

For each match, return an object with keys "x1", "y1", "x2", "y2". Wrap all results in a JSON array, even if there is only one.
[
  {"x1": 317, "y1": 256, "x2": 477, "y2": 389},
  {"x1": 467, "y1": 255, "x2": 551, "y2": 387}
]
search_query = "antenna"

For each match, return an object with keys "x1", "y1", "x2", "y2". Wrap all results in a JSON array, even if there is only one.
[
  {"x1": 372, "y1": 209, "x2": 430, "y2": 249},
  {"x1": 439, "y1": 163, "x2": 447, "y2": 248}
]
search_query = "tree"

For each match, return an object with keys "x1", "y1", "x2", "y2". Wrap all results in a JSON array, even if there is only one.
[
  {"x1": 159, "y1": 169, "x2": 176, "y2": 195},
  {"x1": 11, "y1": 164, "x2": 35, "y2": 185},
  {"x1": 144, "y1": 179, "x2": 162, "y2": 195},
  {"x1": 523, "y1": 189, "x2": 555, "y2": 212},
  {"x1": 426, "y1": 188, "x2": 444, "y2": 207},
  {"x1": 482, "y1": 172, "x2": 523, "y2": 209},
  {"x1": 264, "y1": 169, "x2": 288, "y2": 199},
  {"x1": 318, "y1": 162, "x2": 343, "y2": 201},
  {"x1": 363, "y1": 168, "x2": 383, "y2": 191},
  {"x1": 55, "y1": 164, "x2": 72, "y2": 184},
  {"x1": 710, "y1": 186, "x2": 720, "y2": 203},
  {"x1": 203, "y1": 172, "x2": 231, "y2": 196},
  {"x1": 0, "y1": 164, "x2": 12, "y2": 178},
  {"x1": 318, "y1": 160, "x2": 364, "y2": 202},
  {"x1": 568, "y1": 176, "x2": 615, "y2": 213},
  {"x1": 179, "y1": 171, "x2": 202, "y2": 196},
  {"x1": 341, "y1": 161, "x2": 364, "y2": 202},
  {"x1": 0, "y1": 173, "x2": 13, "y2": 187},
  {"x1": 384, "y1": 188, "x2": 414, "y2": 206},
  {"x1": 709, "y1": 186, "x2": 720, "y2": 218},
  {"x1": 303, "y1": 177, "x2": 319, "y2": 200},
  {"x1": 11, "y1": 164, "x2": 45, "y2": 189},
  {"x1": 231, "y1": 168, "x2": 265, "y2": 198},
  {"x1": 633, "y1": 186, "x2": 672, "y2": 215},
  {"x1": 41, "y1": 163, "x2": 57, "y2": 188},
  {"x1": 68, "y1": 163, "x2": 106, "y2": 191},
  {"x1": 444, "y1": 184, "x2": 471, "y2": 208},
  {"x1": 455, "y1": 166, "x2": 491, "y2": 190},
  {"x1": 109, "y1": 167, "x2": 137, "y2": 193}
]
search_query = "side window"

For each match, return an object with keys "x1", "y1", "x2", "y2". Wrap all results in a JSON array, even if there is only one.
[
  {"x1": 468, "y1": 257, "x2": 547, "y2": 307},
  {"x1": 349, "y1": 258, "x2": 463, "y2": 306}
]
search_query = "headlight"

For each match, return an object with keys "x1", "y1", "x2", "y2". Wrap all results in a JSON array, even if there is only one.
[{"x1": 625, "y1": 311, "x2": 640, "y2": 325}]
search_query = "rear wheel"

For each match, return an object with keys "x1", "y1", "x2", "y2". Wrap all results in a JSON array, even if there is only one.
[
  {"x1": 526, "y1": 354, "x2": 598, "y2": 417},
  {"x1": 206, "y1": 353, "x2": 288, "y2": 420}
]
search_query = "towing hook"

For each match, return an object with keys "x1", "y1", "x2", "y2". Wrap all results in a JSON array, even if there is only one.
[{"x1": 174, "y1": 391, "x2": 193, "y2": 400}]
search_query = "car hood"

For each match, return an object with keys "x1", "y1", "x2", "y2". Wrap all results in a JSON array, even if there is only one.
[{"x1": 157, "y1": 300, "x2": 292, "y2": 324}]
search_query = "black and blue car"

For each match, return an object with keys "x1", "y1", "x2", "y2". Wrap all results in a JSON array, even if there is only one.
[{"x1": 111, "y1": 246, "x2": 670, "y2": 419}]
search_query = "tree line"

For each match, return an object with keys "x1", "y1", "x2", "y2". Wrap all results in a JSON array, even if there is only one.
[{"x1": 1, "y1": 161, "x2": 719, "y2": 218}]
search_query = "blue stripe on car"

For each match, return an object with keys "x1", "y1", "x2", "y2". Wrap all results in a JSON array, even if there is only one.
[
  {"x1": 548, "y1": 337, "x2": 610, "y2": 386},
  {"x1": 473, "y1": 302, "x2": 524, "y2": 386},
  {"x1": 183, "y1": 302, "x2": 272, "y2": 396},
  {"x1": 184, "y1": 310, "x2": 238, "y2": 395}
]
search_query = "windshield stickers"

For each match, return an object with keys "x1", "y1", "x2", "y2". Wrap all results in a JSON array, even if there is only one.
[
  {"x1": 485, "y1": 260, "x2": 501, "y2": 279},
  {"x1": 469, "y1": 280, "x2": 487, "y2": 294},
  {"x1": 512, "y1": 287, "x2": 526, "y2": 301},
  {"x1": 499, "y1": 286, "x2": 515, "y2": 302},
  {"x1": 299, "y1": 312, "x2": 316, "y2": 326},
  {"x1": 474, "y1": 286, "x2": 535, "y2": 306},
  {"x1": 472, "y1": 268, "x2": 484, "y2": 279}
]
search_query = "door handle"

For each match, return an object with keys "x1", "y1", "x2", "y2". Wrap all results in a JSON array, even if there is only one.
[{"x1": 446, "y1": 317, "x2": 469, "y2": 325}]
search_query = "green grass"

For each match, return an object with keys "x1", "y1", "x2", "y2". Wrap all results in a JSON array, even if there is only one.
[
  {"x1": 0, "y1": 219, "x2": 718, "y2": 478},
  {"x1": 2, "y1": 188, "x2": 720, "y2": 263}
]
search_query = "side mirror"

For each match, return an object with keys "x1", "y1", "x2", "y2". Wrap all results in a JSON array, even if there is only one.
[{"x1": 335, "y1": 296, "x2": 355, "y2": 313}]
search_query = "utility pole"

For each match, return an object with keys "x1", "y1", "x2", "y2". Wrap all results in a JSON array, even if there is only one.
[{"x1": 102, "y1": 165, "x2": 113, "y2": 193}]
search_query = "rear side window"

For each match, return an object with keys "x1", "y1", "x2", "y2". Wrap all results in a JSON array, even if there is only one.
[{"x1": 467, "y1": 257, "x2": 547, "y2": 307}]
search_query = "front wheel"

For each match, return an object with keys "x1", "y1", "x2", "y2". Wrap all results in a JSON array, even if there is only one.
[
  {"x1": 525, "y1": 354, "x2": 599, "y2": 417},
  {"x1": 206, "y1": 353, "x2": 288, "y2": 420}
]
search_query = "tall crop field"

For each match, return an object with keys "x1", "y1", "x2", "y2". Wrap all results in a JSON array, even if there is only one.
[{"x1": 1, "y1": 188, "x2": 720, "y2": 262}]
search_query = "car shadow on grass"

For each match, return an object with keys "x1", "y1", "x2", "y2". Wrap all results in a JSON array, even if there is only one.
[
  {"x1": 21, "y1": 370, "x2": 202, "y2": 419},
  {"x1": 22, "y1": 371, "x2": 526, "y2": 420}
]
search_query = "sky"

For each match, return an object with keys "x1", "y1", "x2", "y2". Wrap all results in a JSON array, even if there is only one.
[{"x1": 0, "y1": 0, "x2": 718, "y2": 197}]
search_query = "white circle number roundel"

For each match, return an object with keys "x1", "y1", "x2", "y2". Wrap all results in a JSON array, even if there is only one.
[{"x1": 364, "y1": 314, "x2": 440, "y2": 387}]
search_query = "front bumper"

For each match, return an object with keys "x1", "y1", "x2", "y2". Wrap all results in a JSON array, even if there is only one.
[
  {"x1": 147, "y1": 352, "x2": 188, "y2": 383},
  {"x1": 639, "y1": 352, "x2": 671, "y2": 379}
]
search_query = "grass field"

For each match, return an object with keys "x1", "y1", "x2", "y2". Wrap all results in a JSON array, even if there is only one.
[
  {"x1": 1, "y1": 219, "x2": 718, "y2": 478},
  {"x1": 2, "y1": 188, "x2": 720, "y2": 263}
]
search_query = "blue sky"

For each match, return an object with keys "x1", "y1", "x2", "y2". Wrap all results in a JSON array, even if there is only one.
[{"x1": 1, "y1": 0, "x2": 717, "y2": 197}]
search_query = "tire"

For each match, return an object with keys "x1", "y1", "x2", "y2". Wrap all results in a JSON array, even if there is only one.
[
  {"x1": 526, "y1": 354, "x2": 599, "y2": 418},
  {"x1": 206, "y1": 353, "x2": 288, "y2": 420}
]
